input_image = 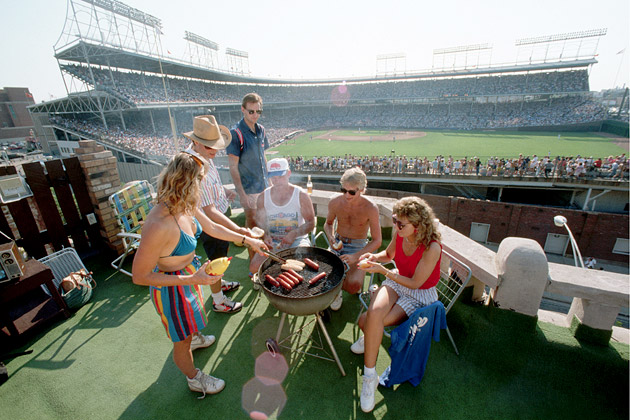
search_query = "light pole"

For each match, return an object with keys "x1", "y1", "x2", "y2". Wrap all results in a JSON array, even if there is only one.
[{"x1": 553, "y1": 215, "x2": 585, "y2": 268}]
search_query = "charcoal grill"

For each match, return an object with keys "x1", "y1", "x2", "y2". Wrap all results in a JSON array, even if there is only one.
[{"x1": 255, "y1": 246, "x2": 347, "y2": 376}]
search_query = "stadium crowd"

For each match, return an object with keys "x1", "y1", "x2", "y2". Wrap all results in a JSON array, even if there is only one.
[
  {"x1": 289, "y1": 153, "x2": 628, "y2": 180},
  {"x1": 62, "y1": 64, "x2": 590, "y2": 105}
]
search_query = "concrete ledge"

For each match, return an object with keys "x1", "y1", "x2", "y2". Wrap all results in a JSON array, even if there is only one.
[
  {"x1": 440, "y1": 224, "x2": 498, "y2": 289},
  {"x1": 547, "y1": 263, "x2": 629, "y2": 307}
]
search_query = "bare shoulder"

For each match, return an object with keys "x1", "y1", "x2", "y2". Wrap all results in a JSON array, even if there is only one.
[
  {"x1": 328, "y1": 194, "x2": 344, "y2": 209},
  {"x1": 360, "y1": 196, "x2": 379, "y2": 212}
]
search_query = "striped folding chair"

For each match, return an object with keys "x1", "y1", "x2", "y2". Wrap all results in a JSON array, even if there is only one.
[{"x1": 109, "y1": 181, "x2": 155, "y2": 276}]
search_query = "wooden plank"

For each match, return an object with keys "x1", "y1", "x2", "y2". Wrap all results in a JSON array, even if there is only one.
[
  {"x1": 45, "y1": 160, "x2": 89, "y2": 250},
  {"x1": 63, "y1": 157, "x2": 103, "y2": 250},
  {"x1": 0, "y1": 206, "x2": 15, "y2": 242},
  {"x1": 23, "y1": 161, "x2": 70, "y2": 251},
  {"x1": 6, "y1": 198, "x2": 46, "y2": 258},
  {"x1": 0, "y1": 166, "x2": 46, "y2": 257}
]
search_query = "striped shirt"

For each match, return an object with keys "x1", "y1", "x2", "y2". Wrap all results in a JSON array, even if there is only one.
[
  {"x1": 200, "y1": 160, "x2": 229, "y2": 214},
  {"x1": 186, "y1": 146, "x2": 229, "y2": 214}
]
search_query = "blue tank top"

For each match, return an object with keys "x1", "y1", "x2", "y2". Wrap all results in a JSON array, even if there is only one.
[{"x1": 169, "y1": 217, "x2": 202, "y2": 257}]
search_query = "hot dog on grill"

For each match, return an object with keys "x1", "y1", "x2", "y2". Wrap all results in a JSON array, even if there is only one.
[
  {"x1": 309, "y1": 272, "x2": 327, "y2": 285},
  {"x1": 277, "y1": 277, "x2": 293, "y2": 291},
  {"x1": 303, "y1": 258, "x2": 319, "y2": 271},
  {"x1": 287, "y1": 269, "x2": 304, "y2": 282},
  {"x1": 278, "y1": 273, "x2": 297, "y2": 287},
  {"x1": 283, "y1": 270, "x2": 301, "y2": 284},
  {"x1": 265, "y1": 274, "x2": 280, "y2": 287}
]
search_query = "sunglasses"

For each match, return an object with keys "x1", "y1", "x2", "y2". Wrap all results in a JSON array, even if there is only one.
[
  {"x1": 246, "y1": 109, "x2": 263, "y2": 115},
  {"x1": 340, "y1": 187, "x2": 358, "y2": 196},
  {"x1": 392, "y1": 216, "x2": 411, "y2": 230}
]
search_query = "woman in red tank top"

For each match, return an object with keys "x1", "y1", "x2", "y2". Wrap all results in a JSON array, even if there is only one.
[{"x1": 351, "y1": 196, "x2": 442, "y2": 413}]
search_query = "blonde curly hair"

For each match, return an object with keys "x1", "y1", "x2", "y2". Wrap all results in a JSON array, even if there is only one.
[
  {"x1": 156, "y1": 152, "x2": 203, "y2": 215},
  {"x1": 393, "y1": 196, "x2": 441, "y2": 248}
]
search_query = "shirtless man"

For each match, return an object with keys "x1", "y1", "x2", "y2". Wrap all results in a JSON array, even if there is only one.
[{"x1": 324, "y1": 167, "x2": 382, "y2": 311}]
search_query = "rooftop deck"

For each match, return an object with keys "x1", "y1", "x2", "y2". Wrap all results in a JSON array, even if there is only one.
[{"x1": 1, "y1": 210, "x2": 628, "y2": 419}]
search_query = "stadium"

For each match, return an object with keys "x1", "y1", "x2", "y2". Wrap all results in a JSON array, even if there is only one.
[
  {"x1": 26, "y1": 0, "x2": 628, "y2": 237},
  {"x1": 1, "y1": 1, "x2": 628, "y2": 419}
]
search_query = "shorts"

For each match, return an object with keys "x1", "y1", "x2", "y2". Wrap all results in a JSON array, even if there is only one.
[
  {"x1": 272, "y1": 235, "x2": 311, "y2": 251},
  {"x1": 150, "y1": 256, "x2": 207, "y2": 343},
  {"x1": 382, "y1": 278, "x2": 438, "y2": 317},
  {"x1": 331, "y1": 235, "x2": 368, "y2": 256}
]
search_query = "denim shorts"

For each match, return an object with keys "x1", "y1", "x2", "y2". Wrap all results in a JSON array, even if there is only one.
[{"x1": 330, "y1": 235, "x2": 368, "y2": 256}]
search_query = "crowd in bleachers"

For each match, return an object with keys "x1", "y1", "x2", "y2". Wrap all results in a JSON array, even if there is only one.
[
  {"x1": 290, "y1": 153, "x2": 628, "y2": 180},
  {"x1": 51, "y1": 64, "x2": 616, "y2": 168},
  {"x1": 62, "y1": 64, "x2": 590, "y2": 105}
]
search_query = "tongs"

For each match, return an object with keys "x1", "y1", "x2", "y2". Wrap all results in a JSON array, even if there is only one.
[
  {"x1": 245, "y1": 242, "x2": 287, "y2": 264},
  {"x1": 260, "y1": 249, "x2": 287, "y2": 264}
]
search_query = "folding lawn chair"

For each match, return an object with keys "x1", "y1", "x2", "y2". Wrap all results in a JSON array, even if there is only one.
[
  {"x1": 356, "y1": 249, "x2": 472, "y2": 355},
  {"x1": 109, "y1": 180, "x2": 155, "y2": 276},
  {"x1": 39, "y1": 247, "x2": 96, "y2": 309}
]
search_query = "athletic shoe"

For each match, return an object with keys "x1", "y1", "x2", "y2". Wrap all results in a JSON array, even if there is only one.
[
  {"x1": 360, "y1": 372, "x2": 378, "y2": 413},
  {"x1": 221, "y1": 280, "x2": 240, "y2": 293},
  {"x1": 190, "y1": 333, "x2": 216, "y2": 351},
  {"x1": 212, "y1": 298, "x2": 243, "y2": 314},
  {"x1": 330, "y1": 290, "x2": 343, "y2": 311},
  {"x1": 187, "y1": 369, "x2": 225, "y2": 399},
  {"x1": 350, "y1": 335, "x2": 365, "y2": 354}
]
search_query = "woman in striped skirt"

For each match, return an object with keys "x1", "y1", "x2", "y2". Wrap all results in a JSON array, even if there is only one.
[
  {"x1": 132, "y1": 151, "x2": 267, "y2": 398},
  {"x1": 353, "y1": 196, "x2": 442, "y2": 412}
]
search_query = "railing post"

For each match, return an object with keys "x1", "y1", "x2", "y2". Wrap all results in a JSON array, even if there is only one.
[{"x1": 492, "y1": 237, "x2": 549, "y2": 329}]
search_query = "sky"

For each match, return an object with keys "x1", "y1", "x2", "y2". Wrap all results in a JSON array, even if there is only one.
[{"x1": 2, "y1": 0, "x2": 628, "y2": 102}]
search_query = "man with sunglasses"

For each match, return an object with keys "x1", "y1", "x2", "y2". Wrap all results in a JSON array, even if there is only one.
[
  {"x1": 184, "y1": 115, "x2": 248, "y2": 314},
  {"x1": 227, "y1": 93, "x2": 270, "y2": 236},
  {"x1": 324, "y1": 167, "x2": 382, "y2": 311}
]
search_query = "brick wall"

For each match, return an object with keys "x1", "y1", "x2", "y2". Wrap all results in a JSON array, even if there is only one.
[
  {"x1": 74, "y1": 140, "x2": 124, "y2": 253},
  {"x1": 366, "y1": 187, "x2": 629, "y2": 263}
]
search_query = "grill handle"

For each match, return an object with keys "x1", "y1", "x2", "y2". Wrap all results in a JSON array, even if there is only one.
[{"x1": 342, "y1": 260, "x2": 350, "y2": 274}]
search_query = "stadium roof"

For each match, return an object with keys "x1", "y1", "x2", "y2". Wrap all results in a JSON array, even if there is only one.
[{"x1": 55, "y1": 40, "x2": 597, "y2": 86}]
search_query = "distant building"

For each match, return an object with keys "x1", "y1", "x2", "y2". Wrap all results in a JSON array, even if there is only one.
[{"x1": 0, "y1": 87, "x2": 36, "y2": 143}]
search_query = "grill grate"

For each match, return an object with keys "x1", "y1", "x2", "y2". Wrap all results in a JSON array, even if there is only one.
[{"x1": 261, "y1": 257, "x2": 341, "y2": 299}]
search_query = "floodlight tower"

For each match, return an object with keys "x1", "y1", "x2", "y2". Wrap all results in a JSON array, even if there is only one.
[
  {"x1": 184, "y1": 31, "x2": 220, "y2": 69},
  {"x1": 515, "y1": 28, "x2": 607, "y2": 64},
  {"x1": 226, "y1": 48, "x2": 250, "y2": 75},
  {"x1": 376, "y1": 53, "x2": 406, "y2": 77},
  {"x1": 54, "y1": 0, "x2": 164, "y2": 130},
  {"x1": 432, "y1": 43, "x2": 493, "y2": 71}
]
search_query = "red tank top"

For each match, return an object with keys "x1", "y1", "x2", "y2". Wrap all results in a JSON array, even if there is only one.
[{"x1": 394, "y1": 234, "x2": 441, "y2": 289}]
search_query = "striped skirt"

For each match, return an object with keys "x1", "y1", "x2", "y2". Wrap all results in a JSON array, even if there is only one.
[
  {"x1": 150, "y1": 256, "x2": 207, "y2": 342},
  {"x1": 382, "y1": 278, "x2": 438, "y2": 317}
]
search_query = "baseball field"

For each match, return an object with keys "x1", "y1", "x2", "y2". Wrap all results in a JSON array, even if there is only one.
[{"x1": 269, "y1": 129, "x2": 628, "y2": 160}]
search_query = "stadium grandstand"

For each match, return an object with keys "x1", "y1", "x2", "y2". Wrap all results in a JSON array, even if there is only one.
[{"x1": 28, "y1": 0, "x2": 614, "y2": 181}]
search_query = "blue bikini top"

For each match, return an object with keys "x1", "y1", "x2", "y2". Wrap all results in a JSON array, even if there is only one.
[{"x1": 169, "y1": 216, "x2": 202, "y2": 257}]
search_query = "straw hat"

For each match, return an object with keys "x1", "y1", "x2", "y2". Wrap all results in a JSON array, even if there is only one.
[{"x1": 183, "y1": 115, "x2": 232, "y2": 149}]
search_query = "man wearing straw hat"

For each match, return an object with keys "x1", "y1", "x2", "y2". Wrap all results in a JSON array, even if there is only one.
[{"x1": 184, "y1": 115, "x2": 249, "y2": 313}]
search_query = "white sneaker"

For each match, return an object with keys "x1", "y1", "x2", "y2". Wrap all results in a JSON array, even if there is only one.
[
  {"x1": 190, "y1": 333, "x2": 216, "y2": 351},
  {"x1": 360, "y1": 373, "x2": 378, "y2": 413},
  {"x1": 187, "y1": 369, "x2": 225, "y2": 399},
  {"x1": 330, "y1": 290, "x2": 343, "y2": 311},
  {"x1": 350, "y1": 335, "x2": 365, "y2": 354}
]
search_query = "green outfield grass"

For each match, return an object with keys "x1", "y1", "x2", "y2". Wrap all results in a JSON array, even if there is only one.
[{"x1": 270, "y1": 129, "x2": 627, "y2": 160}]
